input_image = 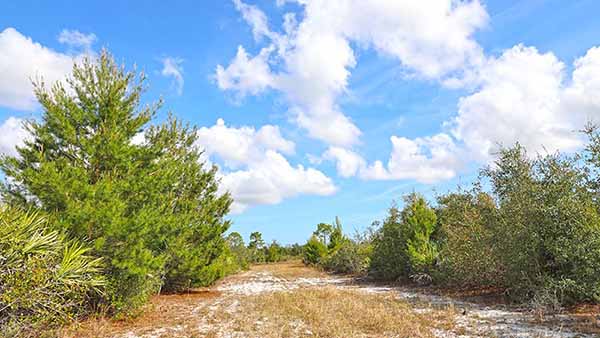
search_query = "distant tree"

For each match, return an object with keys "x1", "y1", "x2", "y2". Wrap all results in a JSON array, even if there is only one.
[
  {"x1": 266, "y1": 240, "x2": 282, "y2": 262},
  {"x1": 248, "y1": 231, "x2": 266, "y2": 263},
  {"x1": 226, "y1": 232, "x2": 249, "y2": 269},
  {"x1": 328, "y1": 216, "x2": 346, "y2": 251},
  {"x1": 313, "y1": 222, "x2": 333, "y2": 245},
  {"x1": 303, "y1": 235, "x2": 327, "y2": 265},
  {"x1": 226, "y1": 232, "x2": 245, "y2": 248}
]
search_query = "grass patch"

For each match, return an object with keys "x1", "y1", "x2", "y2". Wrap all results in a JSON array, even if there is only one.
[{"x1": 221, "y1": 287, "x2": 455, "y2": 338}]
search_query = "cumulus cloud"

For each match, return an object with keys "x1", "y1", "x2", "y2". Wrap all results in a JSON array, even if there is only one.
[
  {"x1": 0, "y1": 117, "x2": 30, "y2": 157},
  {"x1": 365, "y1": 44, "x2": 600, "y2": 183},
  {"x1": 362, "y1": 133, "x2": 462, "y2": 183},
  {"x1": 452, "y1": 45, "x2": 600, "y2": 161},
  {"x1": 323, "y1": 146, "x2": 365, "y2": 178},
  {"x1": 216, "y1": 0, "x2": 487, "y2": 147},
  {"x1": 195, "y1": 119, "x2": 335, "y2": 213},
  {"x1": 161, "y1": 57, "x2": 184, "y2": 95},
  {"x1": 0, "y1": 28, "x2": 88, "y2": 110},
  {"x1": 215, "y1": 46, "x2": 274, "y2": 98}
]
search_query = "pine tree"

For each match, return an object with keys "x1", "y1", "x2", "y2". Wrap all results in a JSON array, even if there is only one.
[
  {"x1": 402, "y1": 194, "x2": 438, "y2": 273},
  {"x1": 0, "y1": 51, "x2": 232, "y2": 313}
]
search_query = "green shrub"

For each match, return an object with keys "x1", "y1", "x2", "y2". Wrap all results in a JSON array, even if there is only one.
[
  {"x1": 0, "y1": 51, "x2": 232, "y2": 314},
  {"x1": 435, "y1": 188, "x2": 503, "y2": 287},
  {"x1": 321, "y1": 240, "x2": 371, "y2": 275},
  {"x1": 484, "y1": 145, "x2": 600, "y2": 304},
  {"x1": 226, "y1": 232, "x2": 249, "y2": 270},
  {"x1": 265, "y1": 241, "x2": 283, "y2": 263},
  {"x1": 0, "y1": 207, "x2": 104, "y2": 336},
  {"x1": 370, "y1": 194, "x2": 438, "y2": 280},
  {"x1": 303, "y1": 235, "x2": 327, "y2": 265}
]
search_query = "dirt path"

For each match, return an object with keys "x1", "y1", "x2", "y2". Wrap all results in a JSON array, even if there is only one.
[{"x1": 64, "y1": 261, "x2": 599, "y2": 338}]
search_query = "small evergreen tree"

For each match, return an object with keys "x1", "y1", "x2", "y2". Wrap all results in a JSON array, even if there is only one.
[
  {"x1": 303, "y1": 235, "x2": 327, "y2": 265},
  {"x1": 0, "y1": 51, "x2": 232, "y2": 313},
  {"x1": 328, "y1": 217, "x2": 346, "y2": 251},
  {"x1": 248, "y1": 231, "x2": 266, "y2": 263},
  {"x1": 266, "y1": 240, "x2": 282, "y2": 262},
  {"x1": 313, "y1": 222, "x2": 333, "y2": 246},
  {"x1": 402, "y1": 194, "x2": 438, "y2": 273}
]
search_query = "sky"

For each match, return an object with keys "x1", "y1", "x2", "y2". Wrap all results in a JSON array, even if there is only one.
[{"x1": 1, "y1": 0, "x2": 600, "y2": 244}]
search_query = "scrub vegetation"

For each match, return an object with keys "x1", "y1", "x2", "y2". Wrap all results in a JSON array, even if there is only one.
[{"x1": 2, "y1": 50, "x2": 600, "y2": 337}]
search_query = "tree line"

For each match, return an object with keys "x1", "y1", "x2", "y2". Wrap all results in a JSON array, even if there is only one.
[{"x1": 304, "y1": 139, "x2": 600, "y2": 311}]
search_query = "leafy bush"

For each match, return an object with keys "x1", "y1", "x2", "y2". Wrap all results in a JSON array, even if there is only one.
[
  {"x1": 321, "y1": 240, "x2": 371, "y2": 275},
  {"x1": 435, "y1": 144, "x2": 600, "y2": 305},
  {"x1": 370, "y1": 194, "x2": 438, "y2": 280},
  {"x1": 0, "y1": 207, "x2": 104, "y2": 336},
  {"x1": 303, "y1": 235, "x2": 327, "y2": 265},
  {"x1": 265, "y1": 241, "x2": 283, "y2": 263},
  {"x1": 483, "y1": 145, "x2": 600, "y2": 304},
  {"x1": 435, "y1": 188, "x2": 502, "y2": 287},
  {"x1": 0, "y1": 51, "x2": 232, "y2": 314}
]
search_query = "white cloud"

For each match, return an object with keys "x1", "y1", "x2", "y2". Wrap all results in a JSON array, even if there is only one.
[
  {"x1": 218, "y1": 1, "x2": 600, "y2": 185},
  {"x1": 0, "y1": 28, "x2": 86, "y2": 111},
  {"x1": 363, "y1": 45, "x2": 600, "y2": 183},
  {"x1": 0, "y1": 117, "x2": 30, "y2": 157},
  {"x1": 58, "y1": 29, "x2": 96, "y2": 51},
  {"x1": 195, "y1": 119, "x2": 335, "y2": 212},
  {"x1": 161, "y1": 57, "x2": 184, "y2": 95},
  {"x1": 217, "y1": 0, "x2": 487, "y2": 147},
  {"x1": 196, "y1": 118, "x2": 294, "y2": 168},
  {"x1": 220, "y1": 151, "x2": 337, "y2": 213},
  {"x1": 362, "y1": 133, "x2": 462, "y2": 183},
  {"x1": 323, "y1": 146, "x2": 365, "y2": 178},
  {"x1": 215, "y1": 46, "x2": 274, "y2": 98},
  {"x1": 233, "y1": 0, "x2": 275, "y2": 41},
  {"x1": 452, "y1": 45, "x2": 600, "y2": 161}
]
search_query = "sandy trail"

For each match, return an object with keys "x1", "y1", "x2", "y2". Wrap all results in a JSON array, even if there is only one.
[{"x1": 67, "y1": 261, "x2": 598, "y2": 338}]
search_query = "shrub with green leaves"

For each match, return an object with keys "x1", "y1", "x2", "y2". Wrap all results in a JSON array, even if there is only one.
[
  {"x1": 321, "y1": 239, "x2": 371, "y2": 275},
  {"x1": 303, "y1": 235, "x2": 328, "y2": 265},
  {"x1": 0, "y1": 207, "x2": 104, "y2": 336},
  {"x1": 0, "y1": 51, "x2": 232, "y2": 314},
  {"x1": 435, "y1": 188, "x2": 502, "y2": 287},
  {"x1": 482, "y1": 145, "x2": 600, "y2": 304},
  {"x1": 370, "y1": 194, "x2": 438, "y2": 280}
]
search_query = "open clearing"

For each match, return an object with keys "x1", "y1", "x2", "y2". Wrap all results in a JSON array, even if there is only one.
[{"x1": 63, "y1": 261, "x2": 600, "y2": 338}]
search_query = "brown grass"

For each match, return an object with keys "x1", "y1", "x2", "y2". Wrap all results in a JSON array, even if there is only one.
[
  {"x1": 251, "y1": 259, "x2": 328, "y2": 279},
  {"x1": 206, "y1": 287, "x2": 456, "y2": 338},
  {"x1": 60, "y1": 289, "x2": 221, "y2": 338}
]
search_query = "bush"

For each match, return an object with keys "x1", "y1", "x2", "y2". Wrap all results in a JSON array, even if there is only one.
[
  {"x1": 265, "y1": 241, "x2": 283, "y2": 263},
  {"x1": 0, "y1": 51, "x2": 232, "y2": 314},
  {"x1": 370, "y1": 194, "x2": 438, "y2": 280},
  {"x1": 435, "y1": 188, "x2": 502, "y2": 287},
  {"x1": 435, "y1": 144, "x2": 600, "y2": 305},
  {"x1": 321, "y1": 240, "x2": 371, "y2": 275},
  {"x1": 483, "y1": 145, "x2": 600, "y2": 304},
  {"x1": 0, "y1": 207, "x2": 104, "y2": 336},
  {"x1": 303, "y1": 235, "x2": 327, "y2": 265}
]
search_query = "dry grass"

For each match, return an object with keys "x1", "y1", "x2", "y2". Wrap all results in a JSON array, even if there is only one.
[
  {"x1": 208, "y1": 287, "x2": 455, "y2": 338},
  {"x1": 252, "y1": 260, "x2": 327, "y2": 279},
  {"x1": 60, "y1": 289, "x2": 221, "y2": 338}
]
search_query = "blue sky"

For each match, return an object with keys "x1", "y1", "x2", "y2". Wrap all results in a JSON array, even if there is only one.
[{"x1": 2, "y1": 0, "x2": 600, "y2": 244}]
